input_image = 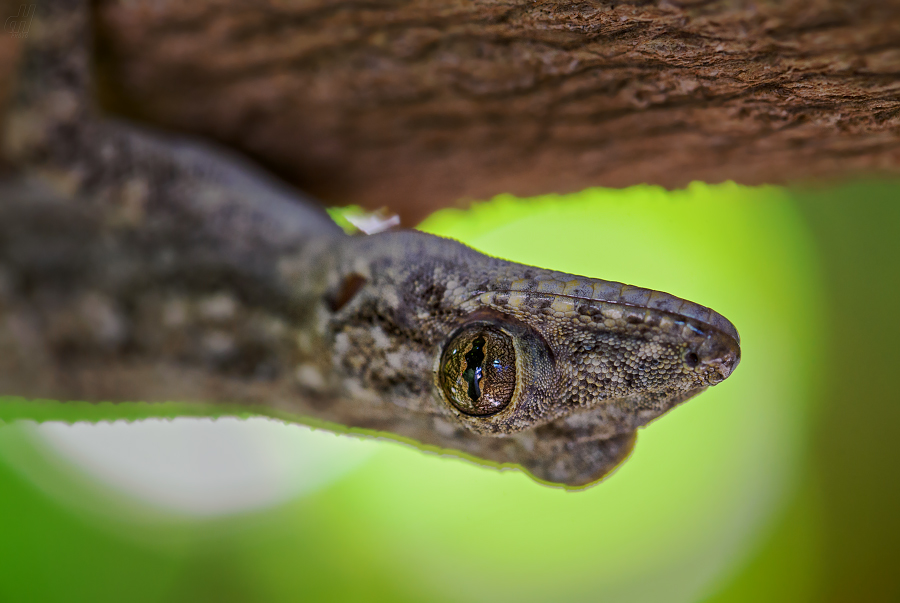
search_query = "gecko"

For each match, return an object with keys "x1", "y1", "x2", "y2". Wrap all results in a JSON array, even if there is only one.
[{"x1": 0, "y1": 0, "x2": 740, "y2": 487}]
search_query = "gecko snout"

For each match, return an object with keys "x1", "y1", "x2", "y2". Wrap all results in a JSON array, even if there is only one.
[{"x1": 693, "y1": 329, "x2": 741, "y2": 385}]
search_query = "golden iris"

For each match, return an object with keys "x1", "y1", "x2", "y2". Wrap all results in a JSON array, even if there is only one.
[{"x1": 439, "y1": 325, "x2": 516, "y2": 416}]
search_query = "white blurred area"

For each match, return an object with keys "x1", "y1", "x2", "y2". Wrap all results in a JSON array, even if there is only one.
[{"x1": 27, "y1": 418, "x2": 375, "y2": 517}]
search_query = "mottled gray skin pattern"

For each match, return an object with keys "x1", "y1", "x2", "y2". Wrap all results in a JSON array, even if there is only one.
[{"x1": 0, "y1": 0, "x2": 740, "y2": 487}]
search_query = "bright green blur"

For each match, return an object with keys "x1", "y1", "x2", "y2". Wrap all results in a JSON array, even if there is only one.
[{"x1": 0, "y1": 182, "x2": 829, "y2": 602}]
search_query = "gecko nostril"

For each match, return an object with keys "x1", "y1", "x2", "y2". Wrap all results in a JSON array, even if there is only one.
[{"x1": 684, "y1": 351, "x2": 700, "y2": 368}]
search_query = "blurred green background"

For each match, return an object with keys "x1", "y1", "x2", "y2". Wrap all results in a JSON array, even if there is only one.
[{"x1": 0, "y1": 181, "x2": 897, "y2": 602}]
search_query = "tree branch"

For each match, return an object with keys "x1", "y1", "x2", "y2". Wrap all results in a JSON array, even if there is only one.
[{"x1": 90, "y1": 0, "x2": 900, "y2": 223}]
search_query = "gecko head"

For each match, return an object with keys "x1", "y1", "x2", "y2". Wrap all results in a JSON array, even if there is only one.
[
  {"x1": 432, "y1": 262, "x2": 741, "y2": 437},
  {"x1": 316, "y1": 231, "x2": 739, "y2": 442},
  {"x1": 434, "y1": 301, "x2": 739, "y2": 436}
]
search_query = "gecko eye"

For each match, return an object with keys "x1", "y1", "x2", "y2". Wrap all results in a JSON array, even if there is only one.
[{"x1": 439, "y1": 325, "x2": 517, "y2": 416}]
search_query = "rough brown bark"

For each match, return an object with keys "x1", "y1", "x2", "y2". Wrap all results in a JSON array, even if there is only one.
[{"x1": 91, "y1": 0, "x2": 900, "y2": 224}]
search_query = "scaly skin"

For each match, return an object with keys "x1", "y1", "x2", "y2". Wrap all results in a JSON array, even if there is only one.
[{"x1": 0, "y1": 0, "x2": 739, "y2": 487}]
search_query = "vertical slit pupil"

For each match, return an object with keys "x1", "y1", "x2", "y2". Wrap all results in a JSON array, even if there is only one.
[{"x1": 463, "y1": 337, "x2": 486, "y2": 402}]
